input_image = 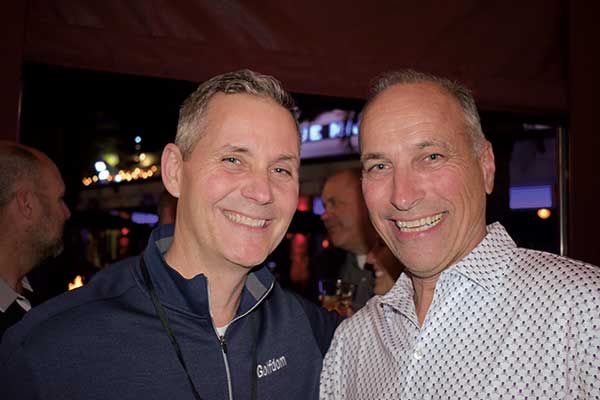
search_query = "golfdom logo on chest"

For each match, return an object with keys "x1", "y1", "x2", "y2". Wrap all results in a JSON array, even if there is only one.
[{"x1": 256, "y1": 355, "x2": 287, "y2": 378}]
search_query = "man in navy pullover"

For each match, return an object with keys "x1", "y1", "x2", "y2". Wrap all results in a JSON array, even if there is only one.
[{"x1": 1, "y1": 70, "x2": 341, "y2": 400}]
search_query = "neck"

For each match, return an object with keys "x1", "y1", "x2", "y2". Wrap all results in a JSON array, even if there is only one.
[
  {"x1": 0, "y1": 243, "x2": 32, "y2": 294},
  {"x1": 164, "y1": 235, "x2": 249, "y2": 328},
  {"x1": 410, "y1": 273, "x2": 440, "y2": 326}
]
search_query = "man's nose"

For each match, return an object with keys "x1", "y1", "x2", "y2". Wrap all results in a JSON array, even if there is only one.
[
  {"x1": 241, "y1": 170, "x2": 274, "y2": 205},
  {"x1": 391, "y1": 170, "x2": 425, "y2": 211}
]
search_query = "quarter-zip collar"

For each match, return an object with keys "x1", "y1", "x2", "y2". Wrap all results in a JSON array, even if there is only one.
[{"x1": 132, "y1": 224, "x2": 275, "y2": 320}]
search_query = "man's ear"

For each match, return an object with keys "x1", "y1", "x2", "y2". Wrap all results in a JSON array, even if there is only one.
[
  {"x1": 14, "y1": 188, "x2": 36, "y2": 220},
  {"x1": 161, "y1": 144, "x2": 184, "y2": 198},
  {"x1": 479, "y1": 140, "x2": 496, "y2": 195}
]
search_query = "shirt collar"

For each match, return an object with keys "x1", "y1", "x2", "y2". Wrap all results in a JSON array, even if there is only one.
[
  {"x1": 0, "y1": 277, "x2": 33, "y2": 312},
  {"x1": 137, "y1": 224, "x2": 275, "y2": 318},
  {"x1": 445, "y1": 222, "x2": 515, "y2": 293},
  {"x1": 380, "y1": 222, "x2": 515, "y2": 314}
]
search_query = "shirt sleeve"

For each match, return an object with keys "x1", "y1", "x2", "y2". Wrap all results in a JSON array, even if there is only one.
[{"x1": 577, "y1": 290, "x2": 600, "y2": 397}]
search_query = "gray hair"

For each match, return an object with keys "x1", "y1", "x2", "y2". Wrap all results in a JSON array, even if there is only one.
[
  {"x1": 364, "y1": 69, "x2": 486, "y2": 154},
  {"x1": 0, "y1": 142, "x2": 42, "y2": 209},
  {"x1": 176, "y1": 69, "x2": 298, "y2": 159}
]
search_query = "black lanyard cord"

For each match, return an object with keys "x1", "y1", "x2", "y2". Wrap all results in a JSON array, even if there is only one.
[
  {"x1": 139, "y1": 256, "x2": 260, "y2": 400},
  {"x1": 140, "y1": 257, "x2": 203, "y2": 400}
]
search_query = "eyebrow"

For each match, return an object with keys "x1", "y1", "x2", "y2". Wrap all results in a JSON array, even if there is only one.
[
  {"x1": 415, "y1": 139, "x2": 452, "y2": 151},
  {"x1": 361, "y1": 139, "x2": 452, "y2": 162},
  {"x1": 221, "y1": 145, "x2": 299, "y2": 165},
  {"x1": 222, "y1": 144, "x2": 249, "y2": 154},
  {"x1": 361, "y1": 152, "x2": 386, "y2": 162},
  {"x1": 276, "y1": 154, "x2": 300, "y2": 165}
]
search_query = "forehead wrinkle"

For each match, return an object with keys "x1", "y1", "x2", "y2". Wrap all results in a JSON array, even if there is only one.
[
  {"x1": 361, "y1": 152, "x2": 387, "y2": 162},
  {"x1": 415, "y1": 139, "x2": 453, "y2": 151}
]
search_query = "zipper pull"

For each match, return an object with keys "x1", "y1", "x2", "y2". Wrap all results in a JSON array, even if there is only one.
[{"x1": 219, "y1": 335, "x2": 228, "y2": 354}]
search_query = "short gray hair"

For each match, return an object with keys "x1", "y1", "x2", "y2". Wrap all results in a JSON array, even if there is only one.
[
  {"x1": 0, "y1": 142, "x2": 42, "y2": 209},
  {"x1": 364, "y1": 69, "x2": 486, "y2": 153},
  {"x1": 176, "y1": 69, "x2": 298, "y2": 159}
]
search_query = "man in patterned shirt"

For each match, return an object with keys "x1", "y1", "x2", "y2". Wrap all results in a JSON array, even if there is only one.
[{"x1": 320, "y1": 69, "x2": 600, "y2": 399}]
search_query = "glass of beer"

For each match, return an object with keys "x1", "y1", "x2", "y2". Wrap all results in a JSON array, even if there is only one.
[{"x1": 318, "y1": 279, "x2": 355, "y2": 317}]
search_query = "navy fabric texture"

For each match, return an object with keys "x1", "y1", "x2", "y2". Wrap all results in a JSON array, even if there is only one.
[{"x1": 0, "y1": 224, "x2": 342, "y2": 400}]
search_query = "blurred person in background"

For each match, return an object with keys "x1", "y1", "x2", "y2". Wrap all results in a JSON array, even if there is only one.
[
  {"x1": 366, "y1": 236, "x2": 404, "y2": 296},
  {"x1": 310, "y1": 168, "x2": 376, "y2": 311},
  {"x1": 0, "y1": 141, "x2": 70, "y2": 338}
]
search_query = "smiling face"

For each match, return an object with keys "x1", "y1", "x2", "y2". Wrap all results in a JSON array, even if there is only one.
[
  {"x1": 360, "y1": 83, "x2": 495, "y2": 279},
  {"x1": 166, "y1": 93, "x2": 300, "y2": 272}
]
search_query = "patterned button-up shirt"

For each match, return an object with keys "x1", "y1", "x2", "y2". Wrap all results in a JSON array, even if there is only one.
[{"x1": 320, "y1": 223, "x2": 600, "y2": 399}]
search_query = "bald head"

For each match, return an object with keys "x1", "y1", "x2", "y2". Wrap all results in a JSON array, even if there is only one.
[
  {"x1": 0, "y1": 141, "x2": 46, "y2": 210},
  {"x1": 0, "y1": 141, "x2": 70, "y2": 276}
]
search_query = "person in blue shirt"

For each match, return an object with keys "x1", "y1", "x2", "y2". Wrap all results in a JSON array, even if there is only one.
[{"x1": 1, "y1": 69, "x2": 341, "y2": 400}]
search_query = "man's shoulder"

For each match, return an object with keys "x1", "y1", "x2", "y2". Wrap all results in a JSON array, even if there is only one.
[
  {"x1": 512, "y1": 247, "x2": 600, "y2": 287},
  {"x1": 507, "y1": 248, "x2": 600, "y2": 312},
  {"x1": 265, "y1": 283, "x2": 343, "y2": 355},
  {"x1": 1, "y1": 256, "x2": 139, "y2": 351}
]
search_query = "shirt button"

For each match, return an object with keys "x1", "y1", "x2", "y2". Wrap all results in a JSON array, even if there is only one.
[{"x1": 413, "y1": 348, "x2": 424, "y2": 360}]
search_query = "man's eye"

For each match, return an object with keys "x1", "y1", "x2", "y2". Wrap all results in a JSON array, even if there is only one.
[
  {"x1": 223, "y1": 157, "x2": 240, "y2": 164},
  {"x1": 367, "y1": 163, "x2": 386, "y2": 172},
  {"x1": 274, "y1": 167, "x2": 291, "y2": 176},
  {"x1": 426, "y1": 153, "x2": 442, "y2": 161}
]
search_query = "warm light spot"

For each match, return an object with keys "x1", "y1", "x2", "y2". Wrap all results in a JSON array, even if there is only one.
[
  {"x1": 104, "y1": 153, "x2": 119, "y2": 167},
  {"x1": 322, "y1": 239, "x2": 330, "y2": 249},
  {"x1": 121, "y1": 227, "x2": 129, "y2": 236},
  {"x1": 150, "y1": 165, "x2": 158, "y2": 173},
  {"x1": 293, "y1": 233, "x2": 307, "y2": 245},
  {"x1": 297, "y1": 196, "x2": 310, "y2": 212},
  {"x1": 537, "y1": 208, "x2": 551, "y2": 219},
  {"x1": 139, "y1": 153, "x2": 146, "y2": 161},
  {"x1": 68, "y1": 275, "x2": 84, "y2": 291},
  {"x1": 92, "y1": 175, "x2": 98, "y2": 182}
]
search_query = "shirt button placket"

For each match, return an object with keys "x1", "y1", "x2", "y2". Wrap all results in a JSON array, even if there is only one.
[{"x1": 413, "y1": 348, "x2": 424, "y2": 360}]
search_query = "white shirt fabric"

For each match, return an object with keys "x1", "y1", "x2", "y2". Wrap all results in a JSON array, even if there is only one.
[
  {"x1": 320, "y1": 223, "x2": 600, "y2": 399},
  {"x1": 0, "y1": 277, "x2": 33, "y2": 313}
]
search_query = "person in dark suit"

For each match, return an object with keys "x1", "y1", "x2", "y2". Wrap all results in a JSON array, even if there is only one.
[
  {"x1": 0, "y1": 141, "x2": 70, "y2": 338},
  {"x1": 311, "y1": 168, "x2": 376, "y2": 310}
]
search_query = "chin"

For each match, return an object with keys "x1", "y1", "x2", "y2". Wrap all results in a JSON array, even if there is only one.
[{"x1": 228, "y1": 253, "x2": 269, "y2": 269}]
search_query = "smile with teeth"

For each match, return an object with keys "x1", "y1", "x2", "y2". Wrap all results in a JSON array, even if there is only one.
[
  {"x1": 395, "y1": 212, "x2": 444, "y2": 232},
  {"x1": 223, "y1": 210, "x2": 268, "y2": 228}
]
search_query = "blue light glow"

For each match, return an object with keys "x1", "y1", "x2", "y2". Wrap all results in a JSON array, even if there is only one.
[{"x1": 509, "y1": 185, "x2": 553, "y2": 209}]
